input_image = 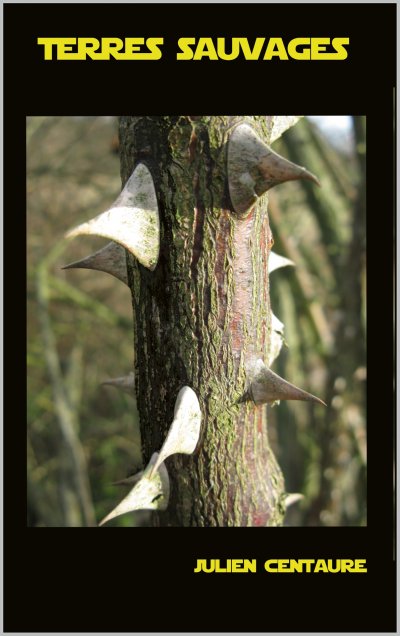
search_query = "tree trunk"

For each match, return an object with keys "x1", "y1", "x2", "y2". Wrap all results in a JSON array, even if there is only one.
[{"x1": 119, "y1": 116, "x2": 285, "y2": 527}]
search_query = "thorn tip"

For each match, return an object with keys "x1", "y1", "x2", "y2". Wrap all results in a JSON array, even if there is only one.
[
  {"x1": 65, "y1": 164, "x2": 160, "y2": 271},
  {"x1": 102, "y1": 373, "x2": 135, "y2": 396},
  {"x1": 98, "y1": 453, "x2": 169, "y2": 526},
  {"x1": 62, "y1": 241, "x2": 128, "y2": 285},
  {"x1": 250, "y1": 360, "x2": 326, "y2": 407},
  {"x1": 228, "y1": 123, "x2": 320, "y2": 218},
  {"x1": 149, "y1": 386, "x2": 202, "y2": 478}
]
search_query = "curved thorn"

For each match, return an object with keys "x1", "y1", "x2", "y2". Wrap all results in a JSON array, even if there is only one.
[
  {"x1": 268, "y1": 254, "x2": 293, "y2": 365},
  {"x1": 149, "y1": 386, "x2": 202, "y2": 478},
  {"x1": 249, "y1": 359, "x2": 326, "y2": 406},
  {"x1": 285, "y1": 493, "x2": 304, "y2": 509},
  {"x1": 228, "y1": 123, "x2": 320, "y2": 218},
  {"x1": 99, "y1": 453, "x2": 169, "y2": 526},
  {"x1": 269, "y1": 251, "x2": 294, "y2": 274},
  {"x1": 66, "y1": 164, "x2": 160, "y2": 271},
  {"x1": 62, "y1": 241, "x2": 128, "y2": 285},
  {"x1": 271, "y1": 312, "x2": 284, "y2": 334},
  {"x1": 102, "y1": 372, "x2": 135, "y2": 396}
]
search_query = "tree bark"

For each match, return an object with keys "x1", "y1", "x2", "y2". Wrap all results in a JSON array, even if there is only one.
[{"x1": 119, "y1": 116, "x2": 285, "y2": 527}]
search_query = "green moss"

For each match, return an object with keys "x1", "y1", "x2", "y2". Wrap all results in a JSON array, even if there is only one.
[{"x1": 122, "y1": 115, "x2": 284, "y2": 527}]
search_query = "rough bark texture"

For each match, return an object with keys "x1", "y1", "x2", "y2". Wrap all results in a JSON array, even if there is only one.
[{"x1": 119, "y1": 115, "x2": 285, "y2": 527}]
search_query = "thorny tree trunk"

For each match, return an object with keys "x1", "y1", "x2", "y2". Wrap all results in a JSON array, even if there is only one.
[{"x1": 119, "y1": 116, "x2": 285, "y2": 527}]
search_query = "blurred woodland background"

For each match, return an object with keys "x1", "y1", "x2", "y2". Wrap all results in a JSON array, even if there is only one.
[{"x1": 27, "y1": 116, "x2": 366, "y2": 527}]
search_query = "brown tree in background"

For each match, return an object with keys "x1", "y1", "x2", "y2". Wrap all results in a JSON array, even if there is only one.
[{"x1": 269, "y1": 117, "x2": 366, "y2": 526}]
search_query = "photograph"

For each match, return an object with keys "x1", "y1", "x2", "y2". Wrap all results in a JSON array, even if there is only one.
[{"x1": 27, "y1": 115, "x2": 366, "y2": 528}]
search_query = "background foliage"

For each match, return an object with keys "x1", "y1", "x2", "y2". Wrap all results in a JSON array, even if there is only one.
[{"x1": 27, "y1": 116, "x2": 366, "y2": 527}]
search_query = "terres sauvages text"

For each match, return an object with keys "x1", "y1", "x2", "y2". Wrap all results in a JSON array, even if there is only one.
[{"x1": 37, "y1": 37, "x2": 350, "y2": 61}]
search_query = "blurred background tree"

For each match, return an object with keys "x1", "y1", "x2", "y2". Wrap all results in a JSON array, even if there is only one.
[{"x1": 27, "y1": 115, "x2": 366, "y2": 527}]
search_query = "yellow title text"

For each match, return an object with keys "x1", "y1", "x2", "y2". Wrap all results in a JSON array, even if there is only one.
[
  {"x1": 194, "y1": 558, "x2": 367, "y2": 573},
  {"x1": 37, "y1": 36, "x2": 349, "y2": 61},
  {"x1": 177, "y1": 37, "x2": 349, "y2": 60},
  {"x1": 37, "y1": 37, "x2": 164, "y2": 60}
]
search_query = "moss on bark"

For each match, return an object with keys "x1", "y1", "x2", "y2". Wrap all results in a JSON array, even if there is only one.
[{"x1": 119, "y1": 115, "x2": 284, "y2": 526}]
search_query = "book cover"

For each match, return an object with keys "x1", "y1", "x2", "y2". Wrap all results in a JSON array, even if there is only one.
[{"x1": 4, "y1": 2, "x2": 395, "y2": 632}]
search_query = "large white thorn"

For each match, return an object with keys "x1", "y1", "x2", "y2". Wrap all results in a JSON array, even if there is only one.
[
  {"x1": 228, "y1": 123, "x2": 320, "y2": 218},
  {"x1": 99, "y1": 453, "x2": 169, "y2": 526},
  {"x1": 285, "y1": 493, "x2": 304, "y2": 509},
  {"x1": 249, "y1": 359, "x2": 326, "y2": 407},
  {"x1": 268, "y1": 251, "x2": 294, "y2": 365},
  {"x1": 269, "y1": 251, "x2": 294, "y2": 274},
  {"x1": 149, "y1": 386, "x2": 202, "y2": 478},
  {"x1": 62, "y1": 241, "x2": 128, "y2": 285},
  {"x1": 66, "y1": 163, "x2": 160, "y2": 271}
]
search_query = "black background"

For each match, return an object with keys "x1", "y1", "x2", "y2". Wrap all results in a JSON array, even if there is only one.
[{"x1": 4, "y1": 3, "x2": 396, "y2": 633}]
